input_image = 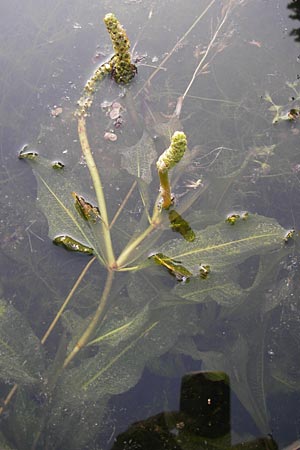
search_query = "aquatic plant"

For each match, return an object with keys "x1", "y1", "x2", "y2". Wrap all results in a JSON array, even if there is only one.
[{"x1": 1, "y1": 3, "x2": 299, "y2": 449}]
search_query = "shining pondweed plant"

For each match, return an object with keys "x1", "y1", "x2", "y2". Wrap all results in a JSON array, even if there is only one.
[{"x1": 0, "y1": 6, "x2": 295, "y2": 450}]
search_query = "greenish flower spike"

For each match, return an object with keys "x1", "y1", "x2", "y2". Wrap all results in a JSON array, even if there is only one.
[
  {"x1": 157, "y1": 131, "x2": 187, "y2": 172},
  {"x1": 104, "y1": 13, "x2": 137, "y2": 84},
  {"x1": 157, "y1": 131, "x2": 187, "y2": 209},
  {"x1": 76, "y1": 13, "x2": 136, "y2": 117}
]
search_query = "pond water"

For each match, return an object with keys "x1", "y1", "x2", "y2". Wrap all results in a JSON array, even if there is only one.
[{"x1": 1, "y1": 0, "x2": 300, "y2": 449}]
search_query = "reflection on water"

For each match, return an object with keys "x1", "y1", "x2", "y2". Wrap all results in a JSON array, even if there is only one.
[
  {"x1": 111, "y1": 371, "x2": 280, "y2": 450},
  {"x1": 1, "y1": 0, "x2": 300, "y2": 449}
]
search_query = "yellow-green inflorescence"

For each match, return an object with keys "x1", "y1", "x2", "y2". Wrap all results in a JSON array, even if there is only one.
[
  {"x1": 157, "y1": 131, "x2": 187, "y2": 209},
  {"x1": 76, "y1": 13, "x2": 136, "y2": 117},
  {"x1": 104, "y1": 13, "x2": 137, "y2": 84}
]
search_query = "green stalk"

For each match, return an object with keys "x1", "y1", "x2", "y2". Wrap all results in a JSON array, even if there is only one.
[
  {"x1": 78, "y1": 116, "x2": 115, "y2": 267},
  {"x1": 116, "y1": 188, "x2": 164, "y2": 268},
  {"x1": 157, "y1": 169, "x2": 172, "y2": 209},
  {"x1": 63, "y1": 269, "x2": 114, "y2": 368},
  {"x1": 41, "y1": 256, "x2": 97, "y2": 345},
  {"x1": 117, "y1": 132, "x2": 188, "y2": 268},
  {"x1": 116, "y1": 222, "x2": 156, "y2": 268}
]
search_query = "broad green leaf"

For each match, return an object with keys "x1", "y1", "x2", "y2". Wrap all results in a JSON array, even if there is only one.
[
  {"x1": 119, "y1": 130, "x2": 157, "y2": 183},
  {"x1": 175, "y1": 272, "x2": 247, "y2": 307},
  {"x1": 0, "y1": 299, "x2": 44, "y2": 385},
  {"x1": 88, "y1": 304, "x2": 151, "y2": 347},
  {"x1": 27, "y1": 156, "x2": 106, "y2": 263},
  {"x1": 4, "y1": 389, "x2": 44, "y2": 450},
  {"x1": 159, "y1": 214, "x2": 286, "y2": 276},
  {"x1": 58, "y1": 300, "x2": 197, "y2": 403}
]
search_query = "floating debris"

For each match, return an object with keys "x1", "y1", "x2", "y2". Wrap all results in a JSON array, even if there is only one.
[
  {"x1": 109, "y1": 108, "x2": 121, "y2": 120},
  {"x1": 199, "y1": 264, "x2": 210, "y2": 279},
  {"x1": 226, "y1": 213, "x2": 240, "y2": 225},
  {"x1": 101, "y1": 100, "x2": 112, "y2": 109},
  {"x1": 284, "y1": 229, "x2": 295, "y2": 243},
  {"x1": 50, "y1": 106, "x2": 63, "y2": 117},
  {"x1": 104, "y1": 131, "x2": 118, "y2": 141},
  {"x1": 73, "y1": 22, "x2": 82, "y2": 29},
  {"x1": 226, "y1": 212, "x2": 249, "y2": 225}
]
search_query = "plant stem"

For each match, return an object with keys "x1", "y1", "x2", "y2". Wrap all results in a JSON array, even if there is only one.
[
  {"x1": 110, "y1": 180, "x2": 137, "y2": 229},
  {"x1": 116, "y1": 203, "x2": 161, "y2": 268},
  {"x1": 41, "y1": 256, "x2": 97, "y2": 345},
  {"x1": 116, "y1": 223, "x2": 155, "y2": 268},
  {"x1": 134, "y1": 0, "x2": 216, "y2": 99},
  {"x1": 180, "y1": 1, "x2": 231, "y2": 108},
  {"x1": 0, "y1": 384, "x2": 18, "y2": 415},
  {"x1": 78, "y1": 116, "x2": 115, "y2": 267},
  {"x1": 0, "y1": 258, "x2": 98, "y2": 417},
  {"x1": 63, "y1": 269, "x2": 114, "y2": 368},
  {"x1": 158, "y1": 169, "x2": 172, "y2": 209}
]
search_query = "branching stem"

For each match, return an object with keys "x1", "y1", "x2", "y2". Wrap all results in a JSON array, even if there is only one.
[
  {"x1": 180, "y1": 2, "x2": 232, "y2": 108},
  {"x1": 63, "y1": 269, "x2": 114, "y2": 368},
  {"x1": 41, "y1": 256, "x2": 97, "y2": 345},
  {"x1": 134, "y1": 0, "x2": 217, "y2": 99},
  {"x1": 78, "y1": 116, "x2": 115, "y2": 266}
]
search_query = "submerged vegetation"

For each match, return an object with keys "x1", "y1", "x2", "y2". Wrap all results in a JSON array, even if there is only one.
[{"x1": 1, "y1": 2, "x2": 300, "y2": 449}]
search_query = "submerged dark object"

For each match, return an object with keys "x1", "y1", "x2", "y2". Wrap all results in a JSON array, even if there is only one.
[{"x1": 168, "y1": 209, "x2": 195, "y2": 242}]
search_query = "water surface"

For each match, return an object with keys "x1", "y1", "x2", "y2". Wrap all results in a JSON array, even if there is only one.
[{"x1": 1, "y1": 1, "x2": 300, "y2": 449}]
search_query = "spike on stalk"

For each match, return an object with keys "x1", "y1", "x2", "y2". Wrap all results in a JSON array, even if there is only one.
[
  {"x1": 76, "y1": 13, "x2": 136, "y2": 117},
  {"x1": 156, "y1": 131, "x2": 187, "y2": 209},
  {"x1": 104, "y1": 13, "x2": 137, "y2": 84}
]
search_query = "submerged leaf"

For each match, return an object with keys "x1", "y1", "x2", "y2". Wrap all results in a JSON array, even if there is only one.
[
  {"x1": 168, "y1": 209, "x2": 195, "y2": 241},
  {"x1": 174, "y1": 272, "x2": 247, "y2": 307},
  {"x1": 24, "y1": 156, "x2": 106, "y2": 264},
  {"x1": 0, "y1": 299, "x2": 44, "y2": 385},
  {"x1": 159, "y1": 214, "x2": 286, "y2": 276},
  {"x1": 119, "y1": 130, "x2": 157, "y2": 183}
]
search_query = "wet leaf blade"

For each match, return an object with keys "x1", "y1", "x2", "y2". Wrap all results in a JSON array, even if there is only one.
[
  {"x1": 119, "y1": 130, "x2": 157, "y2": 183},
  {"x1": 0, "y1": 299, "x2": 44, "y2": 385},
  {"x1": 28, "y1": 157, "x2": 105, "y2": 262},
  {"x1": 160, "y1": 215, "x2": 286, "y2": 275}
]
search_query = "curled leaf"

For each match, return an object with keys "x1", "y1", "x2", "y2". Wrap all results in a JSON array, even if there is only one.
[
  {"x1": 18, "y1": 145, "x2": 38, "y2": 160},
  {"x1": 72, "y1": 192, "x2": 101, "y2": 223},
  {"x1": 149, "y1": 252, "x2": 192, "y2": 282},
  {"x1": 53, "y1": 235, "x2": 94, "y2": 254},
  {"x1": 52, "y1": 161, "x2": 65, "y2": 169}
]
